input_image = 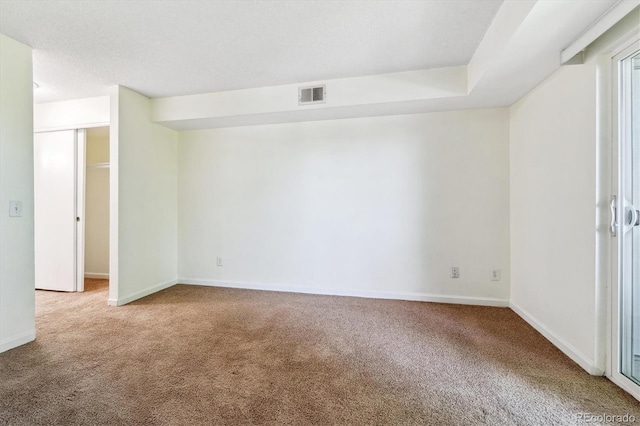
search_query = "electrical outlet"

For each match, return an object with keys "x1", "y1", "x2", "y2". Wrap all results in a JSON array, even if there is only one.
[
  {"x1": 451, "y1": 266, "x2": 460, "y2": 279},
  {"x1": 491, "y1": 269, "x2": 501, "y2": 281},
  {"x1": 216, "y1": 256, "x2": 223, "y2": 267}
]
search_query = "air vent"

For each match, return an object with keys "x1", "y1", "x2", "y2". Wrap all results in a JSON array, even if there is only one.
[{"x1": 299, "y1": 85, "x2": 326, "y2": 105}]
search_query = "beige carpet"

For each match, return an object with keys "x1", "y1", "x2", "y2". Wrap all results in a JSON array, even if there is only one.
[{"x1": 0, "y1": 279, "x2": 638, "y2": 425}]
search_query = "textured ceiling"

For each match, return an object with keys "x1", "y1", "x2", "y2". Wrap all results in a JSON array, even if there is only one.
[{"x1": 0, "y1": 0, "x2": 503, "y2": 103}]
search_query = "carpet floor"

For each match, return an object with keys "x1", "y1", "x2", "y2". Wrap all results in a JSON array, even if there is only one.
[{"x1": 1, "y1": 279, "x2": 639, "y2": 425}]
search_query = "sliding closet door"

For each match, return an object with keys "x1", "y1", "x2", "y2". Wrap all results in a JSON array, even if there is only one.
[{"x1": 34, "y1": 130, "x2": 77, "y2": 292}]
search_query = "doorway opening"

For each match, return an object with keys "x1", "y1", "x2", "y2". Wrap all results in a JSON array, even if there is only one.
[
  {"x1": 83, "y1": 127, "x2": 110, "y2": 294},
  {"x1": 34, "y1": 126, "x2": 111, "y2": 299}
]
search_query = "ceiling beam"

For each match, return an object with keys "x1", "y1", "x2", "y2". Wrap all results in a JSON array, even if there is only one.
[{"x1": 467, "y1": 0, "x2": 537, "y2": 93}]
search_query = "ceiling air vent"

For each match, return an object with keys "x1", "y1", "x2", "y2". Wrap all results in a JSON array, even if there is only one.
[{"x1": 299, "y1": 85, "x2": 326, "y2": 105}]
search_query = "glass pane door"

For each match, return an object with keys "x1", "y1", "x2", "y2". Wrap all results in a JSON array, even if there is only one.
[{"x1": 620, "y1": 50, "x2": 640, "y2": 383}]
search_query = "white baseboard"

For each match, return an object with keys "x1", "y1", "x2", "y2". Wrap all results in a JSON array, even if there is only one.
[
  {"x1": 0, "y1": 329, "x2": 36, "y2": 353},
  {"x1": 84, "y1": 272, "x2": 109, "y2": 279},
  {"x1": 510, "y1": 301, "x2": 604, "y2": 375},
  {"x1": 178, "y1": 278, "x2": 509, "y2": 307},
  {"x1": 108, "y1": 278, "x2": 177, "y2": 307}
]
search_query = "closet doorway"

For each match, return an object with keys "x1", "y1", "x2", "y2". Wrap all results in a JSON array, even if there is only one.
[
  {"x1": 34, "y1": 126, "x2": 110, "y2": 295},
  {"x1": 84, "y1": 127, "x2": 110, "y2": 284}
]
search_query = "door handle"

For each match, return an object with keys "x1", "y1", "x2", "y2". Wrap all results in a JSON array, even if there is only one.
[
  {"x1": 611, "y1": 195, "x2": 618, "y2": 236},
  {"x1": 627, "y1": 208, "x2": 640, "y2": 227}
]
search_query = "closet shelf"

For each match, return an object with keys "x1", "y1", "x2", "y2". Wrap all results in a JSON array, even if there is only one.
[{"x1": 87, "y1": 162, "x2": 110, "y2": 169}]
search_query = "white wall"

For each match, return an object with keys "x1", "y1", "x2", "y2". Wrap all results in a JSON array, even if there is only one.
[
  {"x1": 509, "y1": 9, "x2": 640, "y2": 377},
  {"x1": 34, "y1": 96, "x2": 109, "y2": 131},
  {"x1": 111, "y1": 86, "x2": 178, "y2": 305},
  {"x1": 84, "y1": 127, "x2": 110, "y2": 278},
  {"x1": 510, "y1": 62, "x2": 601, "y2": 373},
  {"x1": 178, "y1": 109, "x2": 510, "y2": 304},
  {"x1": 0, "y1": 35, "x2": 35, "y2": 352}
]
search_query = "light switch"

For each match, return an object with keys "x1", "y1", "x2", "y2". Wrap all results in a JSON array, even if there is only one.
[{"x1": 9, "y1": 201, "x2": 23, "y2": 217}]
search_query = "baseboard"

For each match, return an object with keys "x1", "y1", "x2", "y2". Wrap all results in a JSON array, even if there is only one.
[
  {"x1": 509, "y1": 301, "x2": 604, "y2": 375},
  {"x1": 109, "y1": 278, "x2": 177, "y2": 306},
  {"x1": 178, "y1": 278, "x2": 509, "y2": 307},
  {"x1": 84, "y1": 272, "x2": 109, "y2": 279},
  {"x1": 0, "y1": 329, "x2": 36, "y2": 353}
]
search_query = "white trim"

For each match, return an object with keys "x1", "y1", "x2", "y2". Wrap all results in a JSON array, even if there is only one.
[
  {"x1": 594, "y1": 47, "x2": 612, "y2": 375},
  {"x1": 108, "y1": 278, "x2": 177, "y2": 306},
  {"x1": 0, "y1": 329, "x2": 36, "y2": 353},
  {"x1": 510, "y1": 301, "x2": 604, "y2": 375},
  {"x1": 84, "y1": 272, "x2": 109, "y2": 279},
  {"x1": 108, "y1": 87, "x2": 119, "y2": 305},
  {"x1": 178, "y1": 278, "x2": 509, "y2": 307},
  {"x1": 608, "y1": 371, "x2": 640, "y2": 402},
  {"x1": 561, "y1": 0, "x2": 639, "y2": 64},
  {"x1": 76, "y1": 129, "x2": 86, "y2": 293},
  {"x1": 34, "y1": 122, "x2": 110, "y2": 133}
]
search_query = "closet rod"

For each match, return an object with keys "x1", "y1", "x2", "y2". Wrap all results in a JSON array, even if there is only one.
[{"x1": 87, "y1": 162, "x2": 110, "y2": 169}]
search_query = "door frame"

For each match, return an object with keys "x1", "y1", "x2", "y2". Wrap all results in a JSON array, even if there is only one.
[
  {"x1": 34, "y1": 122, "x2": 112, "y2": 297},
  {"x1": 76, "y1": 129, "x2": 86, "y2": 292},
  {"x1": 608, "y1": 38, "x2": 640, "y2": 400}
]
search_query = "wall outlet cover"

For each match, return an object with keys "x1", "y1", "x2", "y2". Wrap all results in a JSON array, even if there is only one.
[
  {"x1": 491, "y1": 269, "x2": 501, "y2": 281},
  {"x1": 451, "y1": 266, "x2": 460, "y2": 279}
]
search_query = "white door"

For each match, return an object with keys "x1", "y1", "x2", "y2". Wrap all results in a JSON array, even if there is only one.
[
  {"x1": 34, "y1": 130, "x2": 84, "y2": 291},
  {"x1": 611, "y1": 42, "x2": 640, "y2": 397},
  {"x1": 619, "y1": 48, "x2": 640, "y2": 382}
]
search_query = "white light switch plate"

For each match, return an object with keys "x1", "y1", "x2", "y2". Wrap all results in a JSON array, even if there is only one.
[{"x1": 9, "y1": 201, "x2": 23, "y2": 217}]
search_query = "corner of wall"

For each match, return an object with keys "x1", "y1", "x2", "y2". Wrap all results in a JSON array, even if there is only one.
[
  {"x1": 0, "y1": 34, "x2": 36, "y2": 353},
  {"x1": 0, "y1": 329, "x2": 36, "y2": 354},
  {"x1": 507, "y1": 34, "x2": 610, "y2": 377},
  {"x1": 509, "y1": 301, "x2": 603, "y2": 375},
  {"x1": 114, "y1": 86, "x2": 178, "y2": 306}
]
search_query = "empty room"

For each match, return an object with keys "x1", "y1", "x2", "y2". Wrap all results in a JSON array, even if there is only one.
[{"x1": 1, "y1": 0, "x2": 640, "y2": 424}]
